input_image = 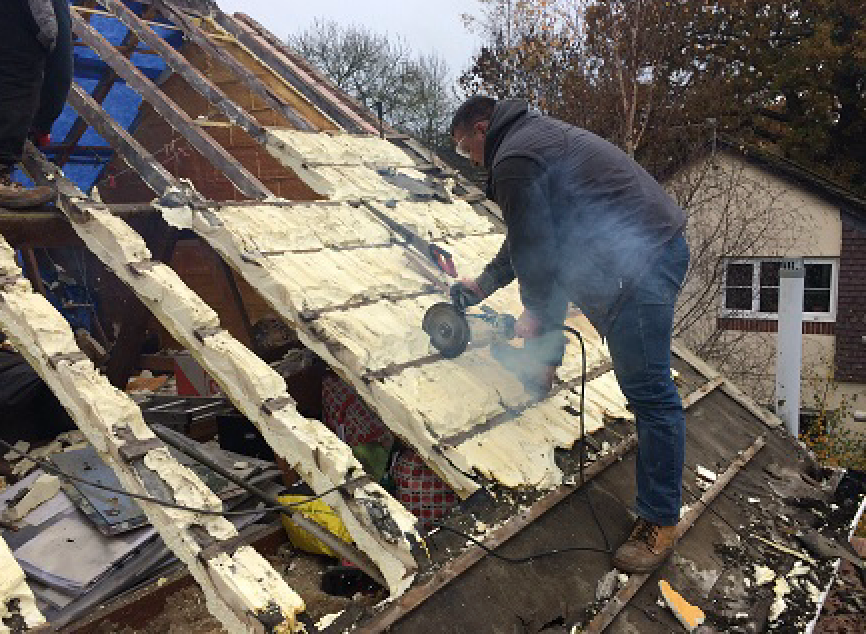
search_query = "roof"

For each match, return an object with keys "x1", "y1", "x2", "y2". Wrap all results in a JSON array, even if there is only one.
[
  {"x1": 0, "y1": 2, "x2": 863, "y2": 632},
  {"x1": 708, "y1": 138, "x2": 866, "y2": 229}
]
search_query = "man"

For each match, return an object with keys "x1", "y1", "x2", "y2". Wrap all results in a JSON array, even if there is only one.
[
  {"x1": 448, "y1": 96, "x2": 690, "y2": 573},
  {"x1": 0, "y1": 0, "x2": 69, "y2": 209}
]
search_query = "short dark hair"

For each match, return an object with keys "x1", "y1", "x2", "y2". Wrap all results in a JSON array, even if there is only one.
[{"x1": 449, "y1": 95, "x2": 496, "y2": 136}]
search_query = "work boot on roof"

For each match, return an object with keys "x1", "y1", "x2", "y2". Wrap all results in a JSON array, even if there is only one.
[
  {"x1": 612, "y1": 518, "x2": 677, "y2": 573},
  {"x1": 0, "y1": 165, "x2": 56, "y2": 210}
]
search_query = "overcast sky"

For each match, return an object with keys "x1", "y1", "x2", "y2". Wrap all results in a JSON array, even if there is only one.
[{"x1": 217, "y1": 0, "x2": 483, "y2": 84}]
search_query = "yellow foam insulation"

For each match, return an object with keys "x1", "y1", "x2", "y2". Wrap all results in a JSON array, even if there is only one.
[
  {"x1": 62, "y1": 201, "x2": 421, "y2": 597},
  {"x1": 367, "y1": 199, "x2": 496, "y2": 240},
  {"x1": 179, "y1": 130, "x2": 631, "y2": 496},
  {"x1": 268, "y1": 247, "x2": 433, "y2": 313},
  {"x1": 266, "y1": 129, "x2": 416, "y2": 166},
  {"x1": 659, "y1": 580, "x2": 706, "y2": 632},
  {"x1": 0, "y1": 538, "x2": 45, "y2": 631},
  {"x1": 0, "y1": 236, "x2": 305, "y2": 632},
  {"x1": 212, "y1": 202, "x2": 391, "y2": 253}
]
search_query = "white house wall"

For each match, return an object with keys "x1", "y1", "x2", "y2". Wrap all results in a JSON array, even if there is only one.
[{"x1": 670, "y1": 149, "x2": 863, "y2": 431}]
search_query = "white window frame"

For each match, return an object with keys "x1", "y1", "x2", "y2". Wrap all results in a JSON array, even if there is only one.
[{"x1": 720, "y1": 257, "x2": 838, "y2": 322}]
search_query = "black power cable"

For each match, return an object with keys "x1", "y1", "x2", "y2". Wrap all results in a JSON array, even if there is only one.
[
  {"x1": 2, "y1": 324, "x2": 616, "y2": 566},
  {"x1": 0, "y1": 436, "x2": 360, "y2": 518},
  {"x1": 424, "y1": 324, "x2": 617, "y2": 563},
  {"x1": 429, "y1": 520, "x2": 611, "y2": 563}
]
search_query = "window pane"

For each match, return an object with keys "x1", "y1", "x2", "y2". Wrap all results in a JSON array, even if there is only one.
[
  {"x1": 804, "y1": 289, "x2": 831, "y2": 313},
  {"x1": 726, "y1": 287, "x2": 753, "y2": 310},
  {"x1": 726, "y1": 263, "x2": 753, "y2": 286},
  {"x1": 760, "y1": 261, "x2": 780, "y2": 287},
  {"x1": 759, "y1": 288, "x2": 778, "y2": 313},
  {"x1": 805, "y1": 263, "x2": 832, "y2": 290}
]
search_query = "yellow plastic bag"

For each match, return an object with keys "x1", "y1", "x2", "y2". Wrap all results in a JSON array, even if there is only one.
[{"x1": 278, "y1": 494, "x2": 352, "y2": 558}]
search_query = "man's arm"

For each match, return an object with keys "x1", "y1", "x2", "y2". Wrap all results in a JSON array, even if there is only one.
[
  {"x1": 475, "y1": 236, "x2": 515, "y2": 297},
  {"x1": 489, "y1": 158, "x2": 558, "y2": 326}
]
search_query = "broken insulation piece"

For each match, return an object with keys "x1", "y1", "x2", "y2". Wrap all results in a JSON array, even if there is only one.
[{"x1": 658, "y1": 580, "x2": 705, "y2": 632}]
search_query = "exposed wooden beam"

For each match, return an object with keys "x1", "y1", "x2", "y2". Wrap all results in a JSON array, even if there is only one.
[
  {"x1": 0, "y1": 233, "x2": 306, "y2": 633},
  {"x1": 217, "y1": 12, "x2": 373, "y2": 133},
  {"x1": 58, "y1": 5, "x2": 159, "y2": 168},
  {"x1": 95, "y1": 0, "x2": 267, "y2": 142},
  {"x1": 66, "y1": 82, "x2": 181, "y2": 197},
  {"x1": 153, "y1": 0, "x2": 317, "y2": 132},
  {"x1": 70, "y1": 10, "x2": 274, "y2": 200},
  {"x1": 680, "y1": 375, "x2": 725, "y2": 409}
]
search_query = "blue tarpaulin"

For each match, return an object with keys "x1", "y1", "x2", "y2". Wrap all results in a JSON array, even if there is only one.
[
  {"x1": 13, "y1": 2, "x2": 186, "y2": 331},
  {"x1": 35, "y1": 1, "x2": 185, "y2": 194}
]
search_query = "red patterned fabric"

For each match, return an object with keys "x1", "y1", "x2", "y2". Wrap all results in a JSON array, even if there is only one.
[
  {"x1": 322, "y1": 373, "x2": 392, "y2": 447},
  {"x1": 392, "y1": 449, "x2": 458, "y2": 528}
]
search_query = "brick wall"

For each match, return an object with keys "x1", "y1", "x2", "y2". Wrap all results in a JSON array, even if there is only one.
[
  {"x1": 717, "y1": 318, "x2": 835, "y2": 335},
  {"x1": 835, "y1": 217, "x2": 866, "y2": 381}
]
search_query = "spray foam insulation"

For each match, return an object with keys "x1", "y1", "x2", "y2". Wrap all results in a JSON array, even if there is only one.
[
  {"x1": 58, "y1": 201, "x2": 421, "y2": 597},
  {"x1": 182, "y1": 130, "x2": 630, "y2": 495}
]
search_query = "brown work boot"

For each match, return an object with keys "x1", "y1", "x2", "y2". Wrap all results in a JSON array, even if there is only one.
[
  {"x1": 0, "y1": 168, "x2": 56, "y2": 209},
  {"x1": 612, "y1": 518, "x2": 677, "y2": 573}
]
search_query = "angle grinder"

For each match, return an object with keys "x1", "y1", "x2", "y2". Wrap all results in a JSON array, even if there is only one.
[{"x1": 422, "y1": 302, "x2": 516, "y2": 358}]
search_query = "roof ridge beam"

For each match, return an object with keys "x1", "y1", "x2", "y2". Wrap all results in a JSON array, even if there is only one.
[{"x1": 70, "y1": 10, "x2": 275, "y2": 201}]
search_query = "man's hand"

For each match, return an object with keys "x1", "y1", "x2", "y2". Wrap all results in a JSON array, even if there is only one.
[
  {"x1": 514, "y1": 309, "x2": 542, "y2": 339},
  {"x1": 450, "y1": 279, "x2": 484, "y2": 311}
]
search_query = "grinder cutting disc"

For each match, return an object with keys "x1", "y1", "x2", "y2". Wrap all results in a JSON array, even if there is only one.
[{"x1": 422, "y1": 302, "x2": 470, "y2": 358}]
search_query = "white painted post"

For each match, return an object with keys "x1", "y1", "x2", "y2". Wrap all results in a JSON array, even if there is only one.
[{"x1": 776, "y1": 258, "x2": 805, "y2": 436}]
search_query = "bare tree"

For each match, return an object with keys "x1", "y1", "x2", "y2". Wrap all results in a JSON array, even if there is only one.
[
  {"x1": 289, "y1": 20, "x2": 455, "y2": 149},
  {"x1": 668, "y1": 144, "x2": 809, "y2": 403}
]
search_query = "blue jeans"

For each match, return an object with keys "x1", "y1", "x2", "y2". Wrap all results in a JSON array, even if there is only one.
[{"x1": 606, "y1": 231, "x2": 690, "y2": 526}]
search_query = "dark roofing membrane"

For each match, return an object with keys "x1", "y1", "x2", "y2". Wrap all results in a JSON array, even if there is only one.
[{"x1": 346, "y1": 356, "x2": 865, "y2": 634}]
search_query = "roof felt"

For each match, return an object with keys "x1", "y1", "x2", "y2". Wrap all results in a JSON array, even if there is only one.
[{"x1": 372, "y1": 355, "x2": 866, "y2": 634}]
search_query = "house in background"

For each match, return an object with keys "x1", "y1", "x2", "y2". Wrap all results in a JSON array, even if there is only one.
[{"x1": 669, "y1": 140, "x2": 866, "y2": 434}]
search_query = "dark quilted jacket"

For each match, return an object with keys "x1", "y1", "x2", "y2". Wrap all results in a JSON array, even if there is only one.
[{"x1": 476, "y1": 100, "x2": 686, "y2": 335}]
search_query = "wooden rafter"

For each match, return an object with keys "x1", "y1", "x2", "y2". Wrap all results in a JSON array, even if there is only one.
[
  {"x1": 57, "y1": 3, "x2": 158, "y2": 168},
  {"x1": 153, "y1": 0, "x2": 318, "y2": 132},
  {"x1": 65, "y1": 82, "x2": 182, "y2": 197},
  {"x1": 96, "y1": 0, "x2": 267, "y2": 142},
  {"x1": 70, "y1": 9, "x2": 274, "y2": 200}
]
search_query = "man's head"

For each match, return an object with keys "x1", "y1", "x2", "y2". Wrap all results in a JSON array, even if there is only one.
[{"x1": 449, "y1": 95, "x2": 496, "y2": 166}]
